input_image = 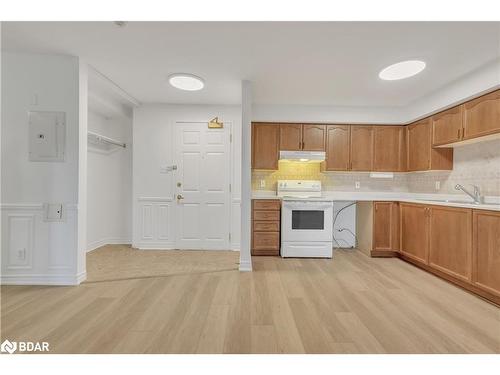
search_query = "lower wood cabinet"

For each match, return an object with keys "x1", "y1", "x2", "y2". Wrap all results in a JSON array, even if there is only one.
[
  {"x1": 429, "y1": 206, "x2": 472, "y2": 282},
  {"x1": 252, "y1": 199, "x2": 281, "y2": 256},
  {"x1": 400, "y1": 203, "x2": 430, "y2": 264},
  {"x1": 372, "y1": 201, "x2": 399, "y2": 254},
  {"x1": 472, "y1": 210, "x2": 500, "y2": 298}
]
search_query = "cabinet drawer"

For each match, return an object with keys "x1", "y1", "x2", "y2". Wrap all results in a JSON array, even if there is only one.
[
  {"x1": 252, "y1": 232, "x2": 280, "y2": 251},
  {"x1": 253, "y1": 221, "x2": 280, "y2": 232},
  {"x1": 253, "y1": 200, "x2": 280, "y2": 211},
  {"x1": 253, "y1": 210, "x2": 280, "y2": 221}
]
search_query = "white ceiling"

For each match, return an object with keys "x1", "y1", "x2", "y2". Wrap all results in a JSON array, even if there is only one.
[{"x1": 2, "y1": 22, "x2": 500, "y2": 107}]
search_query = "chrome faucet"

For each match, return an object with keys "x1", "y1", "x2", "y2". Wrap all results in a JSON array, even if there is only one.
[{"x1": 455, "y1": 184, "x2": 482, "y2": 204}]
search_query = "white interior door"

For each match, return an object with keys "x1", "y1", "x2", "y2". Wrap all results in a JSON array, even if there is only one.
[{"x1": 174, "y1": 122, "x2": 231, "y2": 250}]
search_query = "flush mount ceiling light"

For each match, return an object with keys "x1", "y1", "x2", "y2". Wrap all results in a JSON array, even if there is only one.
[
  {"x1": 168, "y1": 73, "x2": 205, "y2": 91},
  {"x1": 379, "y1": 60, "x2": 426, "y2": 81}
]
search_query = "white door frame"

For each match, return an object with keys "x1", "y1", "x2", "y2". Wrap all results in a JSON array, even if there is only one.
[{"x1": 172, "y1": 121, "x2": 233, "y2": 250}]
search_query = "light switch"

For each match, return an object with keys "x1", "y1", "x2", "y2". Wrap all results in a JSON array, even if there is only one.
[
  {"x1": 44, "y1": 203, "x2": 64, "y2": 222},
  {"x1": 435, "y1": 181, "x2": 441, "y2": 190},
  {"x1": 355, "y1": 181, "x2": 361, "y2": 189},
  {"x1": 260, "y1": 180, "x2": 266, "y2": 188}
]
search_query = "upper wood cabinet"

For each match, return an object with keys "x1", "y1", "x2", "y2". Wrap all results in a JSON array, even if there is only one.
[
  {"x1": 373, "y1": 126, "x2": 406, "y2": 172},
  {"x1": 463, "y1": 90, "x2": 500, "y2": 140},
  {"x1": 407, "y1": 118, "x2": 453, "y2": 171},
  {"x1": 252, "y1": 123, "x2": 279, "y2": 170},
  {"x1": 373, "y1": 201, "x2": 399, "y2": 252},
  {"x1": 429, "y1": 206, "x2": 472, "y2": 282},
  {"x1": 322, "y1": 125, "x2": 350, "y2": 171},
  {"x1": 400, "y1": 203, "x2": 430, "y2": 264},
  {"x1": 472, "y1": 210, "x2": 500, "y2": 298},
  {"x1": 279, "y1": 123, "x2": 326, "y2": 151},
  {"x1": 279, "y1": 124, "x2": 302, "y2": 151},
  {"x1": 432, "y1": 105, "x2": 463, "y2": 146},
  {"x1": 350, "y1": 126, "x2": 374, "y2": 171},
  {"x1": 302, "y1": 124, "x2": 326, "y2": 151}
]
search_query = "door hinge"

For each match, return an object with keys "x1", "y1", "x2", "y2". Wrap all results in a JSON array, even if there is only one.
[
  {"x1": 230, "y1": 133, "x2": 232, "y2": 142},
  {"x1": 229, "y1": 183, "x2": 232, "y2": 192},
  {"x1": 229, "y1": 233, "x2": 232, "y2": 241}
]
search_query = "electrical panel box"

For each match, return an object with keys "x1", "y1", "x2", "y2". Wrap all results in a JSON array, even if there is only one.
[{"x1": 28, "y1": 111, "x2": 66, "y2": 162}]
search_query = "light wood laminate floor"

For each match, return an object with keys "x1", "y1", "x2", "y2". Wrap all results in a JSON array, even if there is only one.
[{"x1": 1, "y1": 245, "x2": 499, "y2": 353}]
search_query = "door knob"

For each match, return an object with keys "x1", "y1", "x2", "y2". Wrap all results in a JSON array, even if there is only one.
[{"x1": 176, "y1": 194, "x2": 184, "y2": 201}]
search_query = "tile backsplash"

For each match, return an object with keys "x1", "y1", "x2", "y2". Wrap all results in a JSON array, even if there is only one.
[{"x1": 252, "y1": 138, "x2": 500, "y2": 196}]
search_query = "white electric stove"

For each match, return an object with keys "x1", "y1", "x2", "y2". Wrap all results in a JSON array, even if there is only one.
[{"x1": 278, "y1": 180, "x2": 333, "y2": 258}]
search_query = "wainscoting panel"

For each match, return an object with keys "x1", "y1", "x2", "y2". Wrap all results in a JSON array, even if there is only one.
[
  {"x1": 1, "y1": 204, "x2": 80, "y2": 285},
  {"x1": 135, "y1": 198, "x2": 174, "y2": 249}
]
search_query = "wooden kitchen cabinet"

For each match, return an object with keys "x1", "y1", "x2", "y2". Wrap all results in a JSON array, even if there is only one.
[
  {"x1": 407, "y1": 118, "x2": 453, "y2": 171},
  {"x1": 400, "y1": 203, "x2": 430, "y2": 264},
  {"x1": 302, "y1": 124, "x2": 326, "y2": 151},
  {"x1": 252, "y1": 199, "x2": 281, "y2": 256},
  {"x1": 279, "y1": 124, "x2": 302, "y2": 151},
  {"x1": 472, "y1": 210, "x2": 500, "y2": 298},
  {"x1": 372, "y1": 201, "x2": 399, "y2": 255},
  {"x1": 463, "y1": 89, "x2": 500, "y2": 140},
  {"x1": 322, "y1": 125, "x2": 350, "y2": 171},
  {"x1": 429, "y1": 206, "x2": 472, "y2": 282},
  {"x1": 350, "y1": 125, "x2": 374, "y2": 171},
  {"x1": 432, "y1": 105, "x2": 463, "y2": 146},
  {"x1": 373, "y1": 126, "x2": 406, "y2": 172},
  {"x1": 252, "y1": 123, "x2": 279, "y2": 170}
]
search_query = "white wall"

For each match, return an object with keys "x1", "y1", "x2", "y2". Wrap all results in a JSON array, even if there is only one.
[
  {"x1": 133, "y1": 104, "x2": 241, "y2": 250},
  {"x1": 1, "y1": 51, "x2": 83, "y2": 285},
  {"x1": 87, "y1": 111, "x2": 132, "y2": 251}
]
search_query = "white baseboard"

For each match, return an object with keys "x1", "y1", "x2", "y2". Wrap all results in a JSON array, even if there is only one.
[
  {"x1": 239, "y1": 260, "x2": 253, "y2": 272},
  {"x1": 87, "y1": 237, "x2": 132, "y2": 252},
  {"x1": 1, "y1": 271, "x2": 87, "y2": 286}
]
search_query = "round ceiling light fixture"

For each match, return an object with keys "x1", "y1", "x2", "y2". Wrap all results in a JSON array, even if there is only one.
[
  {"x1": 379, "y1": 60, "x2": 426, "y2": 81},
  {"x1": 168, "y1": 73, "x2": 205, "y2": 91}
]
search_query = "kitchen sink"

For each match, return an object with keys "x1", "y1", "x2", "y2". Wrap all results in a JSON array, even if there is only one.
[{"x1": 415, "y1": 198, "x2": 500, "y2": 206}]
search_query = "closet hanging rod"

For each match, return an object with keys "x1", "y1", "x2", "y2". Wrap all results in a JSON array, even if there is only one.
[{"x1": 88, "y1": 131, "x2": 126, "y2": 148}]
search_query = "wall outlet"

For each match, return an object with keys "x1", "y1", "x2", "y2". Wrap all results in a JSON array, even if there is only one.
[
  {"x1": 260, "y1": 180, "x2": 266, "y2": 188},
  {"x1": 435, "y1": 181, "x2": 441, "y2": 191},
  {"x1": 355, "y1": 181, "x2": 361, "y2": 189}
]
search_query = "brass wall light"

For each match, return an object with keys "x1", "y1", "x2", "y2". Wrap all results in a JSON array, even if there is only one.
[{"x1": 208, "y1": 117, "x2": 224, "y2": 128}]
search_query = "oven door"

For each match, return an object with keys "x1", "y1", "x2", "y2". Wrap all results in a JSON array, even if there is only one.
[{"x1": 282, "y1": 201, "x2": 333, "y2": 242}]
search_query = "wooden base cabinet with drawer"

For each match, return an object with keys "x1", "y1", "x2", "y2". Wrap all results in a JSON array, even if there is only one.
[{"x1": 252, "y1": 199, "x2": 281, "y2": 256}]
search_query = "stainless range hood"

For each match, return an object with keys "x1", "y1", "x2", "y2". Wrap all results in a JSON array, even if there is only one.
[{"x1": 279, "y1": 150, "x2": 326, "y2": 162}]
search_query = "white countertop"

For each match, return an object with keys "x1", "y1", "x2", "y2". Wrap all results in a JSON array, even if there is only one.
[{"x1": 252, "y1": 190, "x2": 500, "y2": 211}]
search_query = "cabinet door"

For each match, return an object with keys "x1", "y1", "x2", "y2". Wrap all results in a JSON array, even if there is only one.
[
  {"x1": 472, "y1": 210, "x2": 500, "y2": 297},
  {"x1": 463, "y1": 90, "x2": 500, "y2": 140},
  {"x1": 373, "y1": 202, "x2": 393, "y2": 250},
  {"x1": 252, "y1": 123, "x2": 279, "y2": 170},
  {"x1": 400, "y1": 203, "x2": 429, "y2": 263},
  {"x1": 323, "y1": 125, "x2": 350, "y2": 171},
  {"x1": 407, "y1": 119, "x2": 430, "y2": 171},
  {"x1": 350, "y1": 126, "x2": 373, "y2": 171},
  {"x1": 432, "y1": 105, "x2": 463, "y2": 146},
  {"x1": 279, "y1": 124, "x2": 302, "y2": 151},
  {"x1": 373, "y1": 126, "x2": 405, "y2": 171},
  {"x1": 429, "y1": 206, "x2": 472, "y2": 282},
  {"x1": 302, "y1": 124, "x2": 326, "y2": 151}
]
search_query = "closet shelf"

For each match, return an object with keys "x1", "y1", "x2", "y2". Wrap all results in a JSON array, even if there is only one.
[{"x1": 87, "y1": 131, "x2": 126, "y2": 154}]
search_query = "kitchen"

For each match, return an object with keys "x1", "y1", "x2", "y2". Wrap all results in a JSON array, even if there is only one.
[{"x1": 250, "y1": 93, "x2": 500, "y2": 305}]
